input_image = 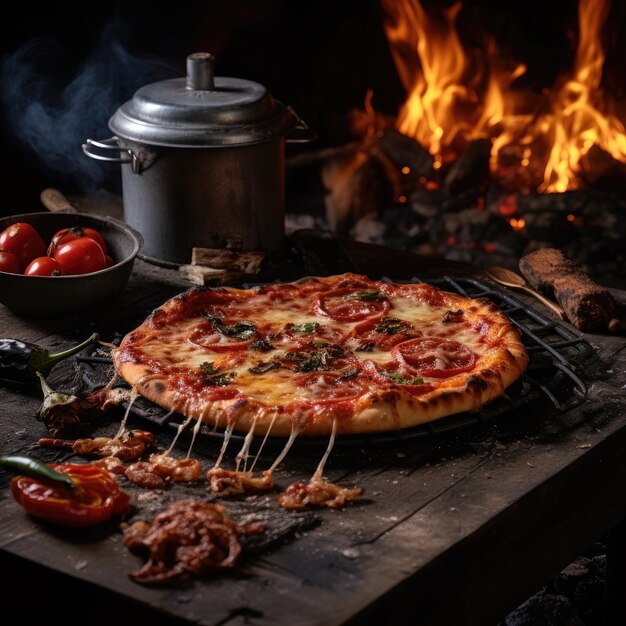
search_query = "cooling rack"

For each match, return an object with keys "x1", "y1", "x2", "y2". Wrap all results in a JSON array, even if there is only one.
[{"x1": 74, "y1": 276, "x2": 595, "y2": 447}]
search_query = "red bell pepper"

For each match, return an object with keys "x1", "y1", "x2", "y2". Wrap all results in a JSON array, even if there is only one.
[{"x1": 10, "y1": 462, "x2": 130, "y2": 527}]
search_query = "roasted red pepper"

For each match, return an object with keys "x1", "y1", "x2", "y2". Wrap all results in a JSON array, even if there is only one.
[{"x1": 9, "y1": 462, "x2": 130, "y2": 527}]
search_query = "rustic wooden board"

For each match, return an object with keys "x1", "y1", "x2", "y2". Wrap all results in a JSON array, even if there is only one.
[{"x1": 1, "y1": 250, "x2": 626, "y2": 626}]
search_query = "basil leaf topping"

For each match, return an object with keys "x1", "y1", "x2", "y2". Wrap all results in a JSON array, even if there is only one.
[
  {"x1": 248, "y1": 361, "x2": 280, "y2": 374},
  {"x1": 200, "y1": 361, "x2": 236, "y2": 386},
  {"x1": 337, "y1": 369, "x2": 358, "y2": 381},
  {"x1": 355, "y1": 342, "x2": 376, "y2": 352},
  {"x1": 201, "y1": 361, "x2": 218, "y2": 375},
  {"x1": 384, "y1": 371, "x2": 425, "y2": 385},
  {"x1": 205, "y1": 315, "x2": 257, "y2": 340},
  {"x1": 442, "y1": 309, "x2": 463, "y2": 324},
  {"x1": 286, "y1": 322, "x2": 319, "y2": 333},
  {"x1": 347, "y1": 290, "x2": 387, "y2": 302},
  {"x1": 375, "y1": 317, "x2": 413, "y2": 335},
  {"x1": 250, "y1": 339, "x2": 275, "y2": 352},
  {"x1": 284, "y1": 343, "x2": 348, "y2": 373}
]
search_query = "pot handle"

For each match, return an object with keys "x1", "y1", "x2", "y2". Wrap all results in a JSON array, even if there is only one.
[
  {"x1": 285, "y1": 107, "x2": 317, "y2": 144},
  {"x1": 82, "y1": 137, "x2": 141, "y2": 173}
]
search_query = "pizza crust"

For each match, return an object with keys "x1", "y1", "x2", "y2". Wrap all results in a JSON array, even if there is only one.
[{"x1": 114, "y1": 274, "x2": 528, "y2": 437}]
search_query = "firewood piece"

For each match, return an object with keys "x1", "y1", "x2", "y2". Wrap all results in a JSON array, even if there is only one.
[
  {"x1": 191, "y1": 248, "x2": 265, "y2": 274},
  {"x1": 444, "y1": 139, "x2": 492, "y2": 194},
  {"x1": 579, "y1": 145, "x2": 626, "y2": 192},
  {"x1": 377, "y1": 129, "x2": 434, "y2": 177},
  {"x1": 179, "y1": 265, "x2": 245, "y2": 286},
  {"x1": 519, "y1": 248, "x2": 618, "y2": 332},
  {"x1": 322, "y1": 152, "x2": 391, "y2": 234}
]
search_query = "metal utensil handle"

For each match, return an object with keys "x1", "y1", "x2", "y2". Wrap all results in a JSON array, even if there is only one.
[
  {"x1": 82, "y1": 137, "x2": 140, "y2": 172},
  {"x1": 285, "y1": 106, "x2": 317, "y2": 144}
]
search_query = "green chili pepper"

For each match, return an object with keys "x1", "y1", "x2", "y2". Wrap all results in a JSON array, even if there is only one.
[
  {"x1": 0, "y1": 455, "x2": 75, "y2": 490},
  {"x1": 0, "y1": 333, "x2": 98, "y2": 384}
]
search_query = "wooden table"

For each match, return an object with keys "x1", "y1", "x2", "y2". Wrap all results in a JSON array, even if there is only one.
[{"x1": 1, "y1": 241, "x2": 625, "y2": 626}]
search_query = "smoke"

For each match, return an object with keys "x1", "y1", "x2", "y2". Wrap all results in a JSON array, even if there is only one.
[{"x1": 0, "y1": 22, "x2": 177, "y2": 191}]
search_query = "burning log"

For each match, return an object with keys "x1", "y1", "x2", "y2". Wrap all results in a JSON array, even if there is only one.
[
  {"x1": 519, "y1": 248, "x2": 620, "y2": 332},
  {"x1": 444, "y1": 139, "x2": 492, "y2": 194},
  {"x1": 322, "y1": 125, "x2": 434, "y2": 234},
  {"x1": 579, "y1": 145, "x2": 626, "y2": 192},
  {"x1": 322, "y1": 149, "x2": 392, "y2": 233},
  {"x1": 377, "y1": 129, "x2": 434, "y2": 178}
]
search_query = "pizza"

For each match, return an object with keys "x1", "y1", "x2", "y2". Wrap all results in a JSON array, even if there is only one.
[{"x1": 113, "y1": 273, "x2": 528, "y2": 437}]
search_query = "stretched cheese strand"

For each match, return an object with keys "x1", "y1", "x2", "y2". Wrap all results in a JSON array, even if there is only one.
[
  {"x1": 312, "y1": 418, "x2": 337, "y2": 481},
  {"x1": 166, "y1": 414, "x2": 191, "y2": 455},
  {"x1": 114, "y1": 390, "x2": 139, "y2": 439},
  {"x1": 187, "y1": 409, "x2": 205, "y2": 459},
  {"x1": 213, "y1": 424, "x2": 234, "y2": 469},
  {"x1": 268, "y1": 422, "x2": 301, "y2": 473},
  {"x1": 248, "y1": 414, "x2": 277, "y2": 472},
  {"x1": 235, "y1": 415, "x2": 258, "y2": 472}
]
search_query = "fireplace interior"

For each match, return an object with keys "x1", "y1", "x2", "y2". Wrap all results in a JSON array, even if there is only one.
[{"x1": 1, "y1": 0, "x2": 626, "y2": 289}]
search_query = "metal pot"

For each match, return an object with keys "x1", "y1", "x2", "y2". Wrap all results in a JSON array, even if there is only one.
[{"x1": 83, "y1": 52, "x2": 314, "y2": 266}]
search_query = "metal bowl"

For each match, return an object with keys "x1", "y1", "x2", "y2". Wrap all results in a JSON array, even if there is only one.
[{"x1": 0, "y1": 212, "x2": 143, "y2": 317}]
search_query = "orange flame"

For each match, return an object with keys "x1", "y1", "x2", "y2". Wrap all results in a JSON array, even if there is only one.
[{"x1": 383, "y1": 0, "x2": 626, "y2": 193}]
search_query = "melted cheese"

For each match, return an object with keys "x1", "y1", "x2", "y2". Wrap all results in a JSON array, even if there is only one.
[{"x1": 131, "y1": 285, "x2": 495, "y2": 408}]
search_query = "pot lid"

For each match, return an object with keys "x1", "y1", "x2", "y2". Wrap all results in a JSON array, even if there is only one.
[{"x1": 109, "y1": 53, "x2": 298, "y2": 147}]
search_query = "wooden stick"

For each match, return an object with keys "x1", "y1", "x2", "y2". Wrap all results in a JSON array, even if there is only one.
[
  {"x1": 179, "y1": 265, "x2": 245, "y2": 286},
  {"x1": 191, "y1": 247, "x2": 265, "y2": 273}
]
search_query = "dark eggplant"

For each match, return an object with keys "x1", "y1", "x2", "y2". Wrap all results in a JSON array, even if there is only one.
[{"x1": 0, "y1": 333, "x2": 97, "y2": 383}]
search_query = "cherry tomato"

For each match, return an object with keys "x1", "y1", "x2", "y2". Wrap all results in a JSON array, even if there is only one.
[
  {"x1": 10, "y1": 463, "x2": 130, "y2": 527},
  {"x1": 105, "y1": 254, "x2": 114, "y2": 268},
  {"x1": 0, "y1": 250, "x2": 20, "y2": 273},
  {"x1": 24, "y1": 256, "x2": 64, "y2": 276},
  {"x1": 0, "y1": 222, "x2": 47, "y2": 271},
  {"x1": 48, "y1": 226, "x2": 107, "y2": 256},
  {"x1": 53, "y1": 237, "x2": 107, "y2": 275}
]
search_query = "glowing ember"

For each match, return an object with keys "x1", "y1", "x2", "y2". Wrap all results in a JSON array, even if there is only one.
[
  {"x1": 509, "y1": 218, "x2": 526, "y2": 231},
  {"x1": 382, "y1": 0, "x2": 626, "y2": 193}
]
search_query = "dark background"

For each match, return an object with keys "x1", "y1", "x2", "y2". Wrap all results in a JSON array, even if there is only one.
[{"x1": 1, "y1": 0, "x2": 623, "y2": 217}]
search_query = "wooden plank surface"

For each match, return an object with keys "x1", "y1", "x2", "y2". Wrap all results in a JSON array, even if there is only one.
[{"x1": 1, "y1": 251, "x2": 626, "y2": 626}]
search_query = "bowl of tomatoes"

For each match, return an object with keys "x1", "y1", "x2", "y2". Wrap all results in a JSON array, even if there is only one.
[{"x1": 0, "y1": 212, "x2": 143, "y2": 316}]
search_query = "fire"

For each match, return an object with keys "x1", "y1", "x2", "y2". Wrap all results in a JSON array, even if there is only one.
[{"x1": 382, "y1": 0, "x2": 626, "y2": 193}]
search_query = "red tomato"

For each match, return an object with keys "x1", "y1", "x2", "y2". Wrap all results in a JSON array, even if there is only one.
[
  {"x1": 0, "y1": 250, "x2": 20, "y2": 273},
  {"x1": 48, "y1": 226, "x2": 107, "y2": 256},
  {"x1": 11, "y1": 463, "x2": 130, "y2": 527},
  {"x1": 24, "y1": 256, "x2": 64, "y2": 276},
  {"x1": 105, "y1": 254, "x2": 114, "y2": 268},
  {"x1": 0, "y1": 222, "x2": 47, "y2": 271},
  {"x1": 53, "y1": 237, "x2": 107, "y2": 275}
]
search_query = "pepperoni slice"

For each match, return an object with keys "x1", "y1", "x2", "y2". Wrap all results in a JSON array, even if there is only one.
[
  {"x1": 360, "y1": 360, "x2": 434, "y2": 396},
  {"x1": 392, "y1": 337, "x2": 476, "y2": 378},
  {"x1": 352, "y1": 316, "x2": 420, "y2": 351},
  {"x1": 275, "y1": 322, "x2": 345, "y2": 347},
  {"x1": 279, "y1": 343, "x2": 357, "y2": 373},
  {"x1": 315, "y1": 288, "x2": 390, "y2": 322},
  {"x1": 296, "y1": 372, "x2": 366, "y2": 403},
  {"x1": 189, "y1": 320, "x2": 253, "y2": 352}
]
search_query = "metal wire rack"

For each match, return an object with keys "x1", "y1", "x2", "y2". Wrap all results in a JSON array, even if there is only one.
[{"x1": 75, "y1": 276, "x2": 595, "y2": 446}]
